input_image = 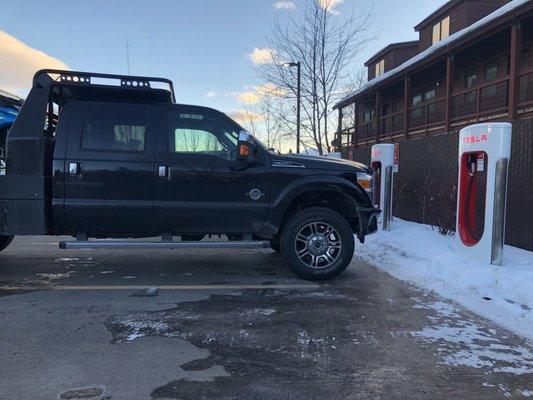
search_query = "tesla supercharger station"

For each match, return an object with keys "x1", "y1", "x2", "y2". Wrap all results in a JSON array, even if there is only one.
[
  {"x1": 371, "y1": 144, "x2": 395, "y2": 231},
  {"x1": 455, "y1": 122, "x2": 512, "y2": 265}
]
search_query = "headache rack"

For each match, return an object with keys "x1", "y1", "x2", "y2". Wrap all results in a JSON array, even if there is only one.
[
  {"x1": 33, "y1": 69, "x2": 177, "y2": 140},
  {"x1": 34, "y1": 69, "x2": 176, "y2": 103}
]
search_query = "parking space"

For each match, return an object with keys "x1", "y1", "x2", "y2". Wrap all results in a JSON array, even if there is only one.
[{"x1": 1, "y1": 236, "x2": 532, "y2": 400}]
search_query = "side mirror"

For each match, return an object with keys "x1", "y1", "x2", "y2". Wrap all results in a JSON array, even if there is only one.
[{"x1": 236, "y1": 131, "x2": 255, "y2": 163}]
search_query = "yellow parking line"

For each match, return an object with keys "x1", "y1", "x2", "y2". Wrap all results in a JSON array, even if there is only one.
[{"x1": 1, "y1": 284, "x2": 319, "y2": 291}]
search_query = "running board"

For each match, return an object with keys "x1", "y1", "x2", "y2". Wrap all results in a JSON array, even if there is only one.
[{"x1": 59, "y1": 240, "x2": 271, "y2": 250}]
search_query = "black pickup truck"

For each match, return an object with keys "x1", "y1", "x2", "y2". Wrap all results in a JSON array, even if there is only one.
[{"x1": 0, "y1": 70, "x2": 378, "y2": 280}]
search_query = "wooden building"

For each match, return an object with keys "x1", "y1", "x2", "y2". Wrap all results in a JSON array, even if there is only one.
[{"x1": 334, "y1": 0, "x2": 533, "y2": 152}]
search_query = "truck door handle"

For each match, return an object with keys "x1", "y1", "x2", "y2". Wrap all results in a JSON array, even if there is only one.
[
  {"x1": 158, "y1": 165, "x2": 169, "y2": 179},
  {"x1": 69, "y1": 162, "x2": 82, "y2": 176}
]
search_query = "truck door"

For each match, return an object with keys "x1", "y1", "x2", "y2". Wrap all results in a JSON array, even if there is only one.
[
  {"x1": 64, "y1": 102, "x2": 156, "y2": 235},
  {"x1": 154, "y1": 106, "x2": 270, "y2": 234}
]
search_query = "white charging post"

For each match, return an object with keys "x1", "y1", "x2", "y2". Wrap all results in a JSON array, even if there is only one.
[
  {"x1": 371, "y1": 144, "x2": 395, "y2": 231},
  {"x1": 455, "y1": 122, "x2": 512, "y2": 265}
]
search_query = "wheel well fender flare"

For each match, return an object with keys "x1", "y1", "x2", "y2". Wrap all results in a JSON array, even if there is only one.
[{"x1": 267, "y1": 175, "x2": 370, "y2": 233}]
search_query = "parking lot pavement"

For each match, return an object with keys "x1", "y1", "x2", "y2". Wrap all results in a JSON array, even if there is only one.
[{"x1": 0, "y1": 236, "x2": 532, "y2": 400}]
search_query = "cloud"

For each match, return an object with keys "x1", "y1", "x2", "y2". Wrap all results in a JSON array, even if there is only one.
[
  {"x1": 234, "y1": 91, "x2": 261, "y2": 105},
  {"x1": 256, "y1": 83, "x2": 286, "y2": 98},
  {"x1": 205, "y1": 90, "x2": 218, "y2": 98},
  {"x1": 0, "y1": 29, "x2": 68, "y2": 92},
  {"x1": 228, "y1": 109, "x2": 264, "y2": 125},
  {"x1": 231, "y1": 84, "x2": 285, "y2": 105},
  {"x1": 249, "y1": 48, "x2": 276, "y2": 65},
  {"x1": 318, "y1": 0, "x2": 344, "y2": 14},
  {"x1": 273, "y1": 1, "x2": 296, "y2": 10}
]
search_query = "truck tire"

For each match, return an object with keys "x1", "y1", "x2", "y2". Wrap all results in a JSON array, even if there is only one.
[
  {"x1": 280, "y1": 207, "x2": 354, "y2": 281},
  {"x1": 0, "y1": 235, "x2": 14, "y2": 253}
]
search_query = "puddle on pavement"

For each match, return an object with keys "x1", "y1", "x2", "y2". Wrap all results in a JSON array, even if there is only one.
[{"x1": 103, "y1": 287, "x2": 533, "y2": 399}]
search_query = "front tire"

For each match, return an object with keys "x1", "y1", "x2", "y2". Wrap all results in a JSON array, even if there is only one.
[
  {"x1": 0, "y1": 235, "x2": 14, "y2": 253},
  {"x1": 280, "y1": 207, "x2": 354, "y2": 281}
]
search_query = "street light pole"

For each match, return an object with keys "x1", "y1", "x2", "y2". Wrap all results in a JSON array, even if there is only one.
[
  {"x1": 296, "y1": 61, "x2": 301, "y2": 154},
  {"x1": 284, "y1": 61, "x2": 301, "y2": 154}
]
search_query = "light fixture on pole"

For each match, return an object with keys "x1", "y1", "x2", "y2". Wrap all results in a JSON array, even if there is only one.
[{"x1": 283, "y1": 61, "x2": 301, "y2": 154}]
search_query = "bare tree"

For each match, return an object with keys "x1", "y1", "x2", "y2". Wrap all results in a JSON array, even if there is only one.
[
  {"x1": 241, "y1": 91, "x2": 294, "y2": 152},
  {"x1": 256, "y1": 0, "x2": 371, "y2": 154}
]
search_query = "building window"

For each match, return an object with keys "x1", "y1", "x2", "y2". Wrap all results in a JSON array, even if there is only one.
[
  {"x1": 432, "y1": 16, "x2": 450, "y2": 44},
  {"x1": 411, "y1": 107, "x2": 423, "y2": 119},
  {"x1": 424, "y1": 88, "x2": 436, "y2": 101},
  {"x1": 375, "y1": 59, "x2": 385, "y2": 77},
  {"x1": 484, "y1": 61, "x2": 498, "y2": 81},
  {"x1": 464, "y1": 68, "x2": 478, "y2": 105},
  {"x1": 483, "y1": 61, "x2": 499, "y2": 99},
  {"x1": 412, "y1": 93, "x2": 422, "y2": 106},
  {"x1": 383, "y1": 100, "x2": 401, "y2": 116},
  {"x1": 341, "y1": 105, "x2": 355, "y2": 130},
  {"x1": 362, "y1": 110, "x2": 375, "y2": 123},
  {"x1": 465, "y1": 69, "x2": 478, "y2": 88}
]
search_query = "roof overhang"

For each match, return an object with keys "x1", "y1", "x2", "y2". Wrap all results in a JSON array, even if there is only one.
[
  {"x1": 334, "y1": 0, "x2": 533, "y2": 110},
  {"x1": 364, "y1": 41, "x2": 419, "y2": 67}
]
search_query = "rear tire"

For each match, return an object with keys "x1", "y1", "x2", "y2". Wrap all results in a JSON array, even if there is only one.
[
  {"x1": 280, "y1": 207, "x2": 354, "y2": 281},
  {"x1": 0, "y1": 235, "x2": 14, "y2": 253}
]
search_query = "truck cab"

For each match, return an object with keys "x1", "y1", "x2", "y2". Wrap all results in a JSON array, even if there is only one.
[{"x1": 0, "y1": 70, "x2": 379, "y2": 280}]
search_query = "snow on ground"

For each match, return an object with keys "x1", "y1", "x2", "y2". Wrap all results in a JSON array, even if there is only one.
[{"x1": 356, "y1": 219, "x2": 533, "y2": 340}]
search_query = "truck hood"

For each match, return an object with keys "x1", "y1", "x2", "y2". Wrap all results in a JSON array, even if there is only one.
[{"x1": 271, "y1": 153, "x2": 371, "y2": 173}]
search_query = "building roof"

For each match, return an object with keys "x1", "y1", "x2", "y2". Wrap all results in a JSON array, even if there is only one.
[
  {"x1": 364, "y1": 41, "x2": 419, "y2": 66},
  {"x1": 334, "y1": 0, "x2": 531, "y2": 110},
  {"x1": 414, "y1": 0, "x2": 463, "y2": 31}
]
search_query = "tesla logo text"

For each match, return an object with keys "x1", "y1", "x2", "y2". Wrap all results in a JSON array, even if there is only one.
[{"x1": 463, "y1": 134, "x2": 488, "y2": 143}]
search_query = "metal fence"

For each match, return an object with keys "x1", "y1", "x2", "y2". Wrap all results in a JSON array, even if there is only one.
[{"x1": 348, "y1": 118, "x2": 533, "y2": 251}]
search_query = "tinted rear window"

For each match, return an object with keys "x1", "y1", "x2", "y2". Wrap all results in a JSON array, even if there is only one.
[{"x1": 81, "y1": 106, "x2": 147, "y2": 152}]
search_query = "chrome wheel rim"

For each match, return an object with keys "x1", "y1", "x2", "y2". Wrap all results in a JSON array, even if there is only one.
[{"x1": 294, "y1": 222, "x2": 342, "y2": 269}]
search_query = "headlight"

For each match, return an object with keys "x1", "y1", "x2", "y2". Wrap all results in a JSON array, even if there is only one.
[{"x1": 357, "y1": 172, "x2": 373, "y2": 195}]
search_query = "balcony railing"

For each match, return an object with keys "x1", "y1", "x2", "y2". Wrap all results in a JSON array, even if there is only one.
[
  {"x1": 337, "y1": 66, "x2": 533, "y2": 148},
  {"x1": 408, "y1": 98, "x2": 446, "y2": 133},
  {"x1": 381, "y1": 110, "x2": 404, "y2": 136},
  {"x1": 450, "y1": 75, "x2": 510, "y2": 123}
]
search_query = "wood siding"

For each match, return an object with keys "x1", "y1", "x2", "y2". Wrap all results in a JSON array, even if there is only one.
[
  {"x1": 419, "y1": 1, "x2": 468, "y2": 51},
  {"x1": 367, "y1": 45, "x2": 419, "y2": 81},
  {"x1": 466, "y1": 0, "x2": 510, "y2": 25},
  {"x1": 418, "y1": 0, "x2": 508, "y2": 51}
]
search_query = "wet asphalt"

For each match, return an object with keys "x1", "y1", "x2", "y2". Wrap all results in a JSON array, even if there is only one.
[{"x1": 0, "y1": 236, "x2": 532, "y2": 400}]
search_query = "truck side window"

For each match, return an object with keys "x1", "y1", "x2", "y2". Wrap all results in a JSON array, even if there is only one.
[
  {"x1": 168, "y1": 112, "x2": 238, "y2": 161},
  {"x1": 81, "y1": 106, "x2": 147, "y2": 152}
]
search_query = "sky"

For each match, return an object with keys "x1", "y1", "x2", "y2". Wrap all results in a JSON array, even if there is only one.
[{"x1": 0, "y1": 0, "x2": 448, "y2": 119}]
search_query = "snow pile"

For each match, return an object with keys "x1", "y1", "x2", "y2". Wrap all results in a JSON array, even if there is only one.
[{"x1": 355, "y1": 219, "x2": 533, "y2": 340}]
